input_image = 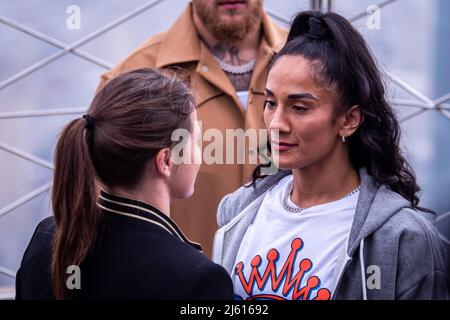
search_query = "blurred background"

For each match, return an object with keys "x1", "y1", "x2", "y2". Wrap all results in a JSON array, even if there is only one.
[{"x1": 0, "y1": 0, "x2": 449, "y2": 299}]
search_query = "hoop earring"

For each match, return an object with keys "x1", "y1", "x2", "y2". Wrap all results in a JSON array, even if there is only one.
[{"x1": 341, "y1": 135, "x2": 346, "y2": 143}]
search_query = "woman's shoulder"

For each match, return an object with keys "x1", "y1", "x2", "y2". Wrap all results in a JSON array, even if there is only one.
[
  {"x1": 383, "y1": 207, "x2": 449, "y2": 297},
  {"x1": 136, "y1": 236, "x2": 233, "y2": 299},
  {"x1": 16, "y1": 217, "x2": 56, "y2": 300},
  {"x1": 21, "y1": 216, "x2": 56, "y2": 259},
  {"x1": 382, "y1": 204, "x2": 439, "y2": 240},
  {"x1": 34, "y1": 216, "x2": 56, "y2": 235},
  {"x1": 379, "y1": 204, "x2": 446, "y2": 270}
]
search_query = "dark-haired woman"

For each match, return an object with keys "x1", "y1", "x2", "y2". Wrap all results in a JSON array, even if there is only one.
[
  {"x1": 16, "y1": 68, "x2": 233, "y2": 300},
  {"x1": 213, "y1": 12, "x2": 448, "y2": 300}
]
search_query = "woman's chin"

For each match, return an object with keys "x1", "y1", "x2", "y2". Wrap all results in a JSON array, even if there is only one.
[{"x1": 274, "y1": 158, "x2": 304, "y2": 171}]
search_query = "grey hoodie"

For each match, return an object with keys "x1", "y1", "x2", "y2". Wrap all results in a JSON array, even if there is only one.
[{"x1": 212, "y1": 167, "x2": 449, "y2": 300}]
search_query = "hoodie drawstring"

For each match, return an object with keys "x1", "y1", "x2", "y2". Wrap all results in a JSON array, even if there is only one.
[{"x1": 359, "y1": 238, "x2": 367, "y2": 300}]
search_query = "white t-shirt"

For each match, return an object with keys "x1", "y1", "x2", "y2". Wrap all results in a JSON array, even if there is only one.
[
  {"x1": 232, "y1": 174, "x2": 358, "y2": 300},
  {"x1": 236, "y1": 91, "x2": 249, "y2": 112}
]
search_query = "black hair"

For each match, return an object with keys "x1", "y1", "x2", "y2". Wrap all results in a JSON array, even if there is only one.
[{"x1": 252, "y1": 11, "x2": 426, "y2": 210}]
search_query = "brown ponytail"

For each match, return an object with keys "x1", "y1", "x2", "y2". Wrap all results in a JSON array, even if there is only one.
[
  {"x1": 51, "y1": 117, "x2": 99, "y2": 299},
  {"x1": 51, "y1": 68, "x2": 195, "y2": 299}
]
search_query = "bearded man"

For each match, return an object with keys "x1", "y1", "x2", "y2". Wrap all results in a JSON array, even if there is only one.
[{"x1": 97, "y1": 0, "x2": 287, "y2": 257}]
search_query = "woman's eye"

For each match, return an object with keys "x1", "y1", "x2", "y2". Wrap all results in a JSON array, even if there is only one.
[
  {"x1": 292, "y1": 105, "x2": 308, "y2": 112},
  {"x1": 264, "y1": 99, "x2": 276, "y2": 109}
]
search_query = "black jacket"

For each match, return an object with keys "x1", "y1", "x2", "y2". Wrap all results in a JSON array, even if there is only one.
[{"x1": 16, "y1": 191, "x2": 234, "y2": 300}]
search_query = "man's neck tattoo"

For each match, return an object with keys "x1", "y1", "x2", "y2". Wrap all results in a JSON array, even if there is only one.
[{"x1": 211, "y1": 44, "x2": 255, "y2": 91}]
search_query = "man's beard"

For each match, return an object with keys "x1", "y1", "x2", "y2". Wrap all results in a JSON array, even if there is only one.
[{"x1": 193, "y1": 0, "x2": 263, "y2": 44}]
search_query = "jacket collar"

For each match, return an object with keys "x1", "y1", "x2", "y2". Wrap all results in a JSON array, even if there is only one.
[
  {"x1": 155, "y1": 3, "x2": 201, "y2": 68},
  {"x1": 98, "y1": 190, "x2": 202, "y2": 252}
]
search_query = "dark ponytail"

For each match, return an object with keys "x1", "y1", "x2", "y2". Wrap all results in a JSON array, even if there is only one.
[
  {"x1": 51, "y1": 118, "x2": 99, "y2": 299},
  {"x1": 286, "y1": 12, "x2": 331, "y2": 42},
  {"x1": 51, "y1": 68, "x2": 195, "y2": 299},
  {"x1": 253, "y1": 11, "x2": 425, "y2": 209}
]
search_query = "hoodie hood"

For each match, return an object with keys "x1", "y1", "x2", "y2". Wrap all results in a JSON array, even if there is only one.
[{"x1": 346, "y1": 167, "x2": 412, "y2": 256}]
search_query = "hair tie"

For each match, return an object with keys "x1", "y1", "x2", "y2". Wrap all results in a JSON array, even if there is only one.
[{"x1": 82, "y1": 114, "x2": 95, "y2": 129}]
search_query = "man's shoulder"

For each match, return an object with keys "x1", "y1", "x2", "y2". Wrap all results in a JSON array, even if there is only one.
[
  {"x1": 117, "y1": 31, "x2": 166, "y2": 63},
  {"x1": 271, "y1": 20, "x2": 289, "y2": 41},
  {"x1": 98, "y1": 31, "x2": 167, "y2": 88},
  {"x1": 127, "y1": 30, "x2": 167, "y2": 58}
]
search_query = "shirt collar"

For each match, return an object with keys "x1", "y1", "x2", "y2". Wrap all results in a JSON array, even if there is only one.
[{"x1": 97, "y1": 190, "x2": 203, "y2": 252}]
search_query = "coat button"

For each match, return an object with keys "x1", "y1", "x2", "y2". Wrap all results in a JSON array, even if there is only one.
[{"x1": 201, "y1": 65, "x2": 208, "y2": 72}]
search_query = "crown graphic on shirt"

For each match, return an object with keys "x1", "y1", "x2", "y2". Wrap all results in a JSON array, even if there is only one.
[{"x1": 235, "y1": 238, "x2": 331, "y2": 300}]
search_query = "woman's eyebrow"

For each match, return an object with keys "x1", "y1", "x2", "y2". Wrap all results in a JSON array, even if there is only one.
[
  {"x1": 264, "y1": 88, "x2": 318, "y2": 101},
  {"x1": 264, "y1": 88, "x2": 274, "y2": 96},
  {"x1": 287, "y1": 93, "x2": 318, "y2": 101}
]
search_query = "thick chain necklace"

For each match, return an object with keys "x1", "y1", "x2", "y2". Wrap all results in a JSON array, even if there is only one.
[
  {"x1": 282, "y1": 181, "x2": 361, "y2": 213},
  {"x1": 213, "y1": 55, "x2": 256, "y2": 75}
]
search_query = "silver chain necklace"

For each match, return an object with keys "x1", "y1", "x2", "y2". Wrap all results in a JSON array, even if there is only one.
[
  {"x1": 282, "y1": 181, "x2": 361, "y2": 213},
  {"x1": 213, "y1": 55, "x2": 256, "y2": 75}
]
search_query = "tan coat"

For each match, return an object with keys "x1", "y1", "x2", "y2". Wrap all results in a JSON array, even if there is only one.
[{"x1": 98, "y1": 3, "x2": 287, "y2": 256}]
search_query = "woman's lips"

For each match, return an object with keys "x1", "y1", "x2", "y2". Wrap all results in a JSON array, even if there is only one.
[{"x1": 272, "y1": 141, "x2": 298, "y2": 152}]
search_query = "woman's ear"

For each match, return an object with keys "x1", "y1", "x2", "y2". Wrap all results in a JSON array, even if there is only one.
[
  {"x1": 339, "y1": 105, "x2": 364, "y2": 138},
  {"x1": 155, "y1": 148, "x2": 172, "y2": 178}
]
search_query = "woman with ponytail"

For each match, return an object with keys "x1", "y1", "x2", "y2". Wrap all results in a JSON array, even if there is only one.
[
  {"x1": 16, "y1": 68, "x2": 233, "y2": 300},
  {"x1": 213, "y1": 11, "x2": 448, "y2": 300}
]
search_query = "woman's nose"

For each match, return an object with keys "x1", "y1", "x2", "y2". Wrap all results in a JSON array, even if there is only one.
[{"x1": 268, "y1": 107, "x2": 290, "y2": 133}]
